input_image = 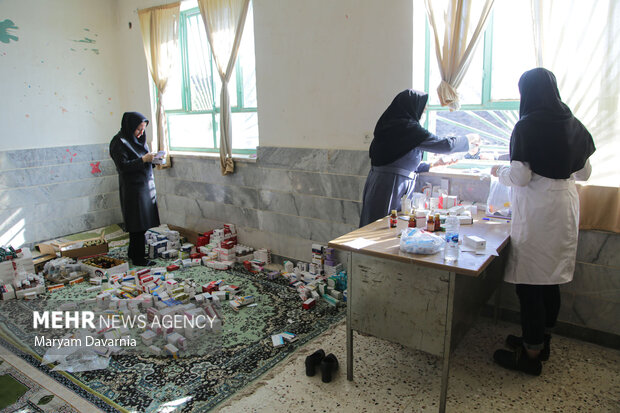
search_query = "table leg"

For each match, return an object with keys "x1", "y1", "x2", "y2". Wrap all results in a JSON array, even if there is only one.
[
  {"x1": 347, "y1": 323, "x2": 354, "y2": 380},
  {"x1": 494, "y1": 287, "x2": 502, "y2": 323},
  {"x1": 439, "y1": 272, "x2": 456, "y2": 413},
  {"x1": 346, "y1": 251, "x2": 354, "y2": 381}
]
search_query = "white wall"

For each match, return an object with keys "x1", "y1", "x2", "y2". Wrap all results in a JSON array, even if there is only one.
[
  {"x1": 253, "y1": 0, "x2": 414, "y2": 150},
  {"x1": 0, "y1": 0, "x2": 126, "y2": 150},
  {"x1": 113, "y1": 0, "x2": 161, "y2": 123},
  {"x1": 115, "y1": 0, "x2": 417, "y2": 151},
  {"x1": 1, "y1": 0, "x2": 416, "y2": 152}
]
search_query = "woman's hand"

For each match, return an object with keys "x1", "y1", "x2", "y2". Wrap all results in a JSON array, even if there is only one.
[
  {"x1": 431, "y1": 157, "x2": 457, "y2": 168},
  {"x1": 466, "y1": 133, "x2": 481, "y2": 156},
  {"x1": 142, "y1": 153, "x2": 155, "y2": 163},
  {"x1": 490, "y1": 165, "x2": 501, "y2": 177}
]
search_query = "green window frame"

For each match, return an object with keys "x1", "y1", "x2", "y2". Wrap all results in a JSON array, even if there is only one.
[
  {"x1": 166, "y1": 6, "x2": 258, "y2": 155},
  {"x1": 422, "y1": 14, "x2": 520, "y2": 160}
]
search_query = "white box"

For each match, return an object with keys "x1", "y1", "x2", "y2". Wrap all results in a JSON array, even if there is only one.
[
  {"x1": 0, "y1": 248, "x2": 35, "y2": 284},
  {"x1": 15, "y1": 284, "x2": 46, "y2": 299},
  {"x1": 271, "y1": 334, "x2": 285, "y2": 348},
  {"x1": 140, "y1": 330, "x2": 157, "y2": 345},
  {"x1": 448, "y1": 205, "x2": 464, "y2": 215},
  {"x1": 164, "y1": 343, "x2": 179, "y2": 357},
  {"x1": 458, "y1": 215, "x2": 473, "y2": 225},
  {"x1": 464, "y1": 235, "x2": 486, "y2": 249},
  {"x1": 148, "y1": 345, "x2": 161, "y2": 355},
  {"x1": 166, "y1": 332, "x2": 183, "y2": 346}
]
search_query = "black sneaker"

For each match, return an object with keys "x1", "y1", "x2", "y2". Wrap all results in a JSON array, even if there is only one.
[
  {"x1": 493, "y1": 347, "x2": 542, "y2": 376},
  {"x1": 305, "y1": 349, "x2": 325, "y2": 377},
  {"x1": 320, "y1": 353, "x2": 339, "y2": 383},
  {"x1": 506, "y1": 334, "x2": 550, "y2": 361}
]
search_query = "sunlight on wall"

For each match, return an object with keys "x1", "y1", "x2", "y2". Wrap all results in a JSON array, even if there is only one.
[{"x1": 0, "y1": 212, "x2": 26, "y2": 248}]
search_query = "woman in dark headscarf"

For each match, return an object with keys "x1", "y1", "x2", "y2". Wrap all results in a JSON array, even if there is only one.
[
  {"x1": 109, "y1": 112, "x2": 160, "y2": 266},
  {"x1": 491, "y1": 68, "x2": 595, "y2": 375},
  {"x1": 359, "y1": 89, "x2": 477, "y2": 227}
]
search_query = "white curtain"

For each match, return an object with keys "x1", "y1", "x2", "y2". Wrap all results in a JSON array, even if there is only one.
[
  {"x1": 138, "y1": 2, "x2": 180, "y2": 169},
  {"x1": 197, "y1": 0, "x2": 250, "y2": 175},
  {"x1": 531, "y1": 0, "x2": 620, "y2": 188},
  {"x1": 425, "y1": 0, "x2": 495, "y2": 110}
]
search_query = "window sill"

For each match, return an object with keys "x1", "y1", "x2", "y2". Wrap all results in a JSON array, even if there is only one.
[
  {"x1": 169, "y1": 151, "x2": 257, "y2": 163},
  {"x1": 420, "y1": 160, "x2": 508, "y2": 180}
]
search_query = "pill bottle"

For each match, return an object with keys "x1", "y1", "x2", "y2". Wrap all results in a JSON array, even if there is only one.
[
  {"x1": 427, "y1": 214, "x2": 435, "y2": 232},
  {"x1": 389, "y1": 210, "x2": 398, "y2": 228}
]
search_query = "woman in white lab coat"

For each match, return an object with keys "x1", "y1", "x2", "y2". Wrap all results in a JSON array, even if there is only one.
[{"x1": 491, "y1": 68, "x2": 595, "y2": 376}]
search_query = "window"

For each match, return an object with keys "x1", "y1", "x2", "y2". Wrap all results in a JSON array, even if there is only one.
[
  {"x1": 413, "y1": 1, "x2": 536, "y2": 163},
  {"x1": 164, "y1": 1, "x2": 258, "y2": 155}
]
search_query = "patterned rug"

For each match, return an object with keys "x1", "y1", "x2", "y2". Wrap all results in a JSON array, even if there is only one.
[
  {"x1": 0, "y1": 356, "x2": 79, "y2": 413},
  {"x1": 0, "y1": 247, "x2": 345, "y2": 412}
]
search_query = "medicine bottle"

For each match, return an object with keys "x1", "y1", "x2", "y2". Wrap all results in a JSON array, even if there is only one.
[
  {"x1": 427, "y1": 214, "x2": 435, "y2": 232},
  {"x1": 408, "y1": 207, "x2": 416, "y2": 228},
  {"x1": 389, "y1": 210, "x2": 398, "y2": 228},
  {"x1": 434, "y1": 213, "x2": 441, "y2": 231}
]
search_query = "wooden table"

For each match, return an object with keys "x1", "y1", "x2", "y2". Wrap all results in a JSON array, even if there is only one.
[{"x1": 328, "y1": 213, "x2": 511, "y2": 413}]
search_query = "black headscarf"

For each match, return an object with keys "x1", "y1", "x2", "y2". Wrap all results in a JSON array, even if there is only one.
[
  {"x1": 510, "y1": 68, "x2": 595, "y2": 179},
  {"x1": 120, "y1": 111, "x2": 149, "y2": 143},
  {"x1": 369, "y1": 89, "x2": 434, "y2": 166}
]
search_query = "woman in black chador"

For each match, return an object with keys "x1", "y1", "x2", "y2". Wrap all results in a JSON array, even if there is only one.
[{"x1": 109, "y1": 112, "x2": 160, "y2": 266}]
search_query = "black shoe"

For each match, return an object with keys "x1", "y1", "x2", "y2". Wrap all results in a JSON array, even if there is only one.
[
  {"x1": 132, "y1": 259, "x2": 156, "y2": 267},
  {"x1": 320, "y1": 353, "x2": 339, "y2": 383},
  {"x1": 305, "y1": 349, "x2": 325, "y2": 377},
  {"x1": 506, "y1": 334, "x2": 550, "y2": 361},
  {"x1": 493, "y1": 347, "x2": 542, "y2": 376}
]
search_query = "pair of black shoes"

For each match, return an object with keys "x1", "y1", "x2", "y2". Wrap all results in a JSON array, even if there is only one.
[
  {"x1": 505, "y1": 334, "x2": 551, "y2": 361},
  {"x1": 305, "y1": 349, "x2": 338, "y2": 383},
  {"x1": 493, "y1": 334, "x2": 551, "y2": 376}
]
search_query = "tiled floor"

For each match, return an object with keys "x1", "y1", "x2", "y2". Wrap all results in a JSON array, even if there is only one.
[
  {"x1": 218, "y1": 317, "x2": 620, "y2": 412},
  {"x1": 4, "y1": 317, "x2": 618, "y2": 412}
]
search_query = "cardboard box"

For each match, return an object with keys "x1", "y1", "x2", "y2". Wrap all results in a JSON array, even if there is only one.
[
  {"x1": 36, "y1": 236, "x2": 108, "y2": 258},
  {"x1": 35, "y1": 241, "x2": 60, "y2": 256},
  {"x1": 59, "y1": 236, "x2": 108, "y2": 258},
  {"x1": 32, "y1": 252, "x2": 58, "y2": 273},
  {"x1": 168, "y1": 225, "x2": 198, "y2": 247},
  {"x1": 81, "y1": 257, "x2": 128, "y2": 278}
]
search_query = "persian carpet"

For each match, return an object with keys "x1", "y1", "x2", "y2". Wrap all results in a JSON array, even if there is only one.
[{"x1": 0, "y1": 247, "x2": 345, "y2": 412}]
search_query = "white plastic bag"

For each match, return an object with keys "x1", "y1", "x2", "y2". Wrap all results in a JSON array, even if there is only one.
[
  {"x1": 399, "y1": 228, "x2": 444, "y2": 255},
  {"x1": 486, "y1": 178, "x2": 512, "y2": 218}
]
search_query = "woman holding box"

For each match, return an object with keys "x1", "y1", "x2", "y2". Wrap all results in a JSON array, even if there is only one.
[
  {"x1": 491, "y1": 68, "x2": 595, "y2": 375},
  {"x1": 109, "y1": 112, "x2": 160, "y2": 266}
]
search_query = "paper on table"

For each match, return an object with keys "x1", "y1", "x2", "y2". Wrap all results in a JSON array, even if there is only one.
[{"x1": 459, "y1": 245, "x2": 499, "y2": 256}]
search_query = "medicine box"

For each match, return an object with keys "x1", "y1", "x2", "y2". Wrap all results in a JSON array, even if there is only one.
[
  {"x1": 271, "y1": 334, "x2": 285, "y2": 348},
  {"x1": 464, "y1": 235, "x2": 486, "y2": 249}
]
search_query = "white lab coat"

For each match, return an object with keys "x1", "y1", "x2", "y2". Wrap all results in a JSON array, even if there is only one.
[{"x1": 497, "y1": 160, "x2": 592, "y2": 285}]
